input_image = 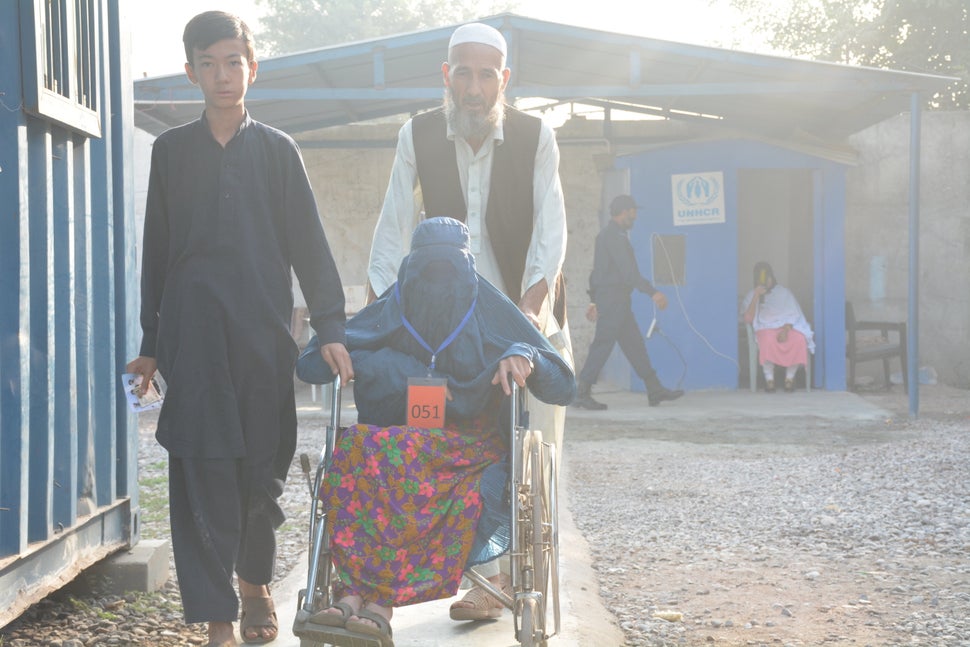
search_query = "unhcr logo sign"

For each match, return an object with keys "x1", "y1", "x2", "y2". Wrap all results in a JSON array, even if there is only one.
[{"x1": 672, "y1": 172, "x2": 725, "y2": 226}]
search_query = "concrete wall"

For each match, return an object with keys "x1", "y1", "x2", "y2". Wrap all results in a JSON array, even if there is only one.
[
  {"x1": 847, "y1": 111, "x2": 970, "y2": 387},
  {"x1": 301, "y1": 123, "x2": 400, "y2": 311}
]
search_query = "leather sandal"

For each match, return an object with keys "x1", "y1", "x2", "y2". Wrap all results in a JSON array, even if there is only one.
[
  {"x1": 345, "y1": 608, "x2": 394, "y2": 647},
  {"x1": 449, "y1": 578, "x2": 513, "y2": 621},
  {"x1": 239, "y1": 595, "x2": 278, "y2": 644},
  {"x1": 308, "y1": 600, "x2": 356, "y2": 628}
]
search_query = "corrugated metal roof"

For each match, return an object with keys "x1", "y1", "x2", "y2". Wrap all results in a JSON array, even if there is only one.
[{"x1": 133, "y1": 13, "x2": 954, "y2": 142}]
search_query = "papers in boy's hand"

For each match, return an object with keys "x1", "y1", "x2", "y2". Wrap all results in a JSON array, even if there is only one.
[{"x1": 121, "y1": 372, "x2": 167, "y2": 412}]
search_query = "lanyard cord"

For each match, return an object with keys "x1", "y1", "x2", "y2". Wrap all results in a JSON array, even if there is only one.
[{"x1": 394, "y1": 283, "x2": 477, "y2": 371}]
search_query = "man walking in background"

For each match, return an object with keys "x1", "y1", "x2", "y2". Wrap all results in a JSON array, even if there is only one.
[{"x1": 574, "y1": 194, "x2": 683, "y2": 410}]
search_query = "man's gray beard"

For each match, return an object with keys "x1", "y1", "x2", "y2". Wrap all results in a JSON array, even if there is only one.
[{"x1": 444, "y1": 88, "x2": 505, "y2": 140}]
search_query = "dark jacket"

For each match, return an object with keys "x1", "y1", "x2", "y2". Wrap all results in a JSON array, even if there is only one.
[{"x1": 588, "y1": 220, "x2": 657, "y2": 304}]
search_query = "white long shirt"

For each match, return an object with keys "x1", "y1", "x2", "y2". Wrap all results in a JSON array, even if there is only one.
[{"x1": 367, "y1": 114, "x2": 567, "y2": 303}]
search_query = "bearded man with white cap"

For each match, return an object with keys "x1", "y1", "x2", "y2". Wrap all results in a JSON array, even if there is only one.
[{"x1": 366, "y1": 20, "x2": 573, "y2": 624}]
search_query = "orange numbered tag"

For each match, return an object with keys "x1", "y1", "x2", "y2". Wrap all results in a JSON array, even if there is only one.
[{"x1": 407, "y1": 377, "x2": 447, "y2": 428}]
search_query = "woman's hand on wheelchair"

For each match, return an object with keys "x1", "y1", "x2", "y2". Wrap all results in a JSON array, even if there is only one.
[{"x1": 491, "y1": 355, "x2": 533, "y2": 396}]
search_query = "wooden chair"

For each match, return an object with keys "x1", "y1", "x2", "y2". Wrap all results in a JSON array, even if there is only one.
[
  {"x1": 845, "y1": 301, "x2": 907, "y2": 391},
  {"x1": 746, "y1": 323, "x2": 811, "y2": 392}
]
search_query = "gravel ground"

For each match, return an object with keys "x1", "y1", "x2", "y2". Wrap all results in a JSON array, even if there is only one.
[
  {"x1": 2, "y1": 383, "x2": 968, "y2": 646},
  {"x1": 566, "y1": 384, "x2": 970, "y2": 647}
]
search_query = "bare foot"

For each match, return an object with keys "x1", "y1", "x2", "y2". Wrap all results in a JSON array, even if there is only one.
[
  {"x1": 207, "y1": 621, "x2": 238, "y2": 647},
  {"x1": 238, "y1": 577, "x2": 270, "y2": 599}
]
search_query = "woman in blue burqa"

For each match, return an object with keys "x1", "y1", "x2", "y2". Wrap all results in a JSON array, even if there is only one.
[{"x1": 296, "y1": 216, "x2": 575, "y2": 644}]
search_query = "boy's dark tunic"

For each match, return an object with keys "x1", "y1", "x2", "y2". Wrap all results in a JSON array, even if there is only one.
[
  {"x1": 141, "y1": 113, "x2": 344, "y2": 466},
  {"x1": 139, "y1": 113, "x2": 345, "y2": 620}
]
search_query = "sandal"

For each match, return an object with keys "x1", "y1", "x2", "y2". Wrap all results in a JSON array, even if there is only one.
[
  {"x1": 345, "y1": 608, "x2": 394, "y2": 647},
  {"x1": 308, "y1": 600, "x2": 356, "y2": 628},
  {"x1": 240, "y1": 595, "x2": 278, "y2": 644},
  {"x1": 449, "y1": 578, "x2": 513, "y2": 621}
]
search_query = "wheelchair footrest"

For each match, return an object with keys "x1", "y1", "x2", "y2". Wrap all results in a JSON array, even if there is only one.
[{"x1": 293, "y1": 616, "x2": 387, "y2": 647}]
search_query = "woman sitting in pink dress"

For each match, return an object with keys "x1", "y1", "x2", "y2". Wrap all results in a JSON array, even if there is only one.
[{"x1": 741, "y1": 261, "x2": 814, "y2": 392}]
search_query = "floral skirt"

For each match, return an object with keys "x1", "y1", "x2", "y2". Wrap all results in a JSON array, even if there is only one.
[{"x1": 323, "y1": 420, "x2": 506, "y2": 608}]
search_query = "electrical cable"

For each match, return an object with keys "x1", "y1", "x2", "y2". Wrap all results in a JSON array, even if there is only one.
[
  {"x1": 648, "y1": 232, "x2": 740, "y2": 379},
  {"x1": 646, "y1": 318, "x2": 687, "y2": 390}
]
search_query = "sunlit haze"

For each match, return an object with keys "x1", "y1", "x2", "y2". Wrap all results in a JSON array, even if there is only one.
[{"x1": 127, "y1": 0, "x2": 766, "y2": 79}]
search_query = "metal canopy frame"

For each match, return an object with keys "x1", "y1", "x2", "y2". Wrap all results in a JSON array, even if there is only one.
[{"x1": 133, "y1": 13, "x2": 953, "y2": 145}]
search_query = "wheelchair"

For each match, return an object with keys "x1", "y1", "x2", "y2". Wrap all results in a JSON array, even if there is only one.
[{"x1": 291, "y1": 376, "x2": 561, "y2": 647}]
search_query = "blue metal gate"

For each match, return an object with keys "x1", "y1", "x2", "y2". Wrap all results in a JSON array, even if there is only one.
[{"x1": 0, "y1": 0, "x2": 138, "y2": 627}]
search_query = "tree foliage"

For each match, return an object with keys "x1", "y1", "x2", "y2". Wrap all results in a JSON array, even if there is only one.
[
  {"x1": 728, "y1": 0, "x2": 969, "y2": 109},
  {"x1": 255, "y1": 0, "x2": 517, "y2": 55}
]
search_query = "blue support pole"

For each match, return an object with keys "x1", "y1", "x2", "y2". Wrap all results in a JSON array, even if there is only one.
[{"x1": 907, "y1": 94, "x2": 920, "y2": 418}]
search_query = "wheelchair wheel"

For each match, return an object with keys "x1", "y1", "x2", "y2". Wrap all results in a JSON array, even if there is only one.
[
  {"x1": 517, "y1": 595, "x2": 541, "y2": 647},
  {"x1": 539, "y1": 437, "x2": 561, "y2": 639},
  {"x1": 514, "y1": 428, "x2": 560, "y2": 647}
]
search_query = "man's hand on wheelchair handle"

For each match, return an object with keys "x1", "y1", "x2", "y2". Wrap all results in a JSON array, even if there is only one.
[{"x1": 492, "y1": 355, "x2": 533, "y2": 396}]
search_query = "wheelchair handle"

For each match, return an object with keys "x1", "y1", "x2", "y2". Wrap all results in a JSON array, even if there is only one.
[
  {"x1": 510, "y1": 380, "x2": 528, "y2": 431},
  {"x1": 329, "y1": 374, "x2": 342, "y2": 429}
]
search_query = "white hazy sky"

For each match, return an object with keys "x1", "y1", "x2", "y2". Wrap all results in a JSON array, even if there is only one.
[{"x1": 128, "y1": 1, "x2": 767, "y2": 79}]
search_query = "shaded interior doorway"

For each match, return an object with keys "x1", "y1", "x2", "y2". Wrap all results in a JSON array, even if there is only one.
[{"x1": 737, "y1": 168, "x2": 816, "y2": 389}]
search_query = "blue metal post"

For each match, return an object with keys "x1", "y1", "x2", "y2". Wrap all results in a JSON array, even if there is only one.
[{"x1": 907, "y1": 94, "x2": 920, "y2": 418}]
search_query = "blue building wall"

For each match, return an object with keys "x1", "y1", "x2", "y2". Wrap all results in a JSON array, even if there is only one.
[
  {"x1": 0, "y1": 0, "x2": 138, "y2": 626},
  {"x1": 615, "y1": 139, "x2": 848, "y2": 391}
]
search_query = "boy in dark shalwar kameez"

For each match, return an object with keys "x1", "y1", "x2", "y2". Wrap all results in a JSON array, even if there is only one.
[{"x1": 125, "y1": 11, "x2": 353, "y2": 647}]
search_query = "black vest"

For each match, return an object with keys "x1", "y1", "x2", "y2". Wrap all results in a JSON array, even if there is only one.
[{"x1": 412, "y1": 106, "x2": 540, "y2": 305}]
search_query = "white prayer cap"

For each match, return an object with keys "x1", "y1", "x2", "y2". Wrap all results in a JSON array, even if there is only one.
[{"x1": 448, "y1": 23, "x2": 507, "y2": 59}]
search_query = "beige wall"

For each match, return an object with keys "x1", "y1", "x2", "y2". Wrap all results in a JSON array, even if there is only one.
[
  {"x1": 301, "y1": 123, "x2": 399, "y2": 311},
  {"x1": 847, "y1": 111, "x2": 970, "y2": 387}
]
